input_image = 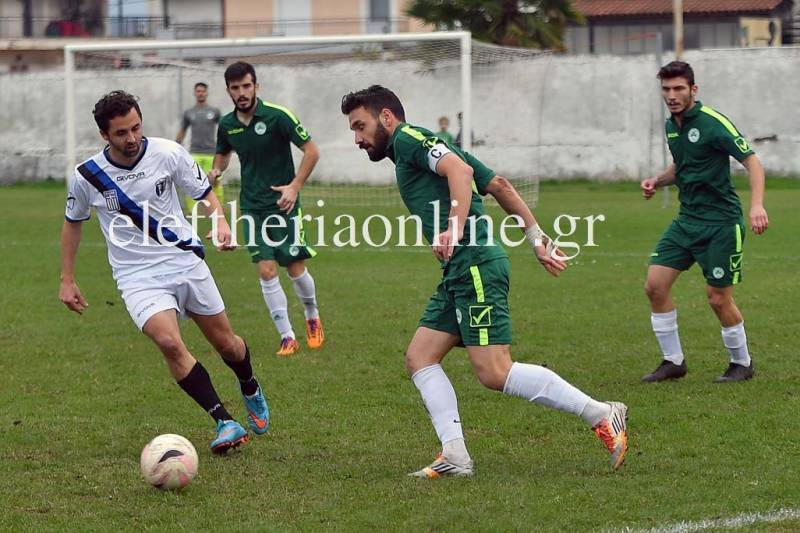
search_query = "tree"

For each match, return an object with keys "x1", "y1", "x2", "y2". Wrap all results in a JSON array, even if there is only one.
[{"x1": 406, "y1": 0, "x2": 584, "y2": 50}]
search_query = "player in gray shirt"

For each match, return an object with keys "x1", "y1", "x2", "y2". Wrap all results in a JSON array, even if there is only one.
[{"x1": 177, "y1": 82, "x2": 223, "y2": 209}]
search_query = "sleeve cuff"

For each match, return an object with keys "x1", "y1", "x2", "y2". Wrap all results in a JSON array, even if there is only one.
[
  {"x1": 65, "y1": 214, "x2": 90, "y2": 223},
  {"x1": 193, "y1": 186, "x2": 213, "y2": 201}
]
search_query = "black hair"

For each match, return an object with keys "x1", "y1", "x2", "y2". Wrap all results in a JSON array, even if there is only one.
[
  {"x1": 657, "y1": 61, "x2": 695, "y2": 86},
  {"x1": 93, "y1": 90, "x2": 142, "y2": 132},
  {"x1": 194, "y1": 82, "x2": 208, "y2": 90},
  {"x1": 224, "y1": 61, "x2": 257, "y2": 86},
  {"x1": 340, "y1": 85, "x2": 405, "y2": 121}
]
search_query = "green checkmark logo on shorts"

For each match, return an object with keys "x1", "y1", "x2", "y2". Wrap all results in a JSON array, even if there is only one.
[
  {"x1": 730, "y1": 253, "x2": 743, "y2": 271},
  {"x1": 469, "y1": 305, "x2": 493, "y2": 327}
]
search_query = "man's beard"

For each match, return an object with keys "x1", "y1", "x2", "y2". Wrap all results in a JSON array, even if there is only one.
[
  {"x1": 235, "y1": 95, "x2": 256, "y2": 113},
  {"x1": 111, "y1": 138, "x2": 141, "y2": 159},
  {"x1": 364, "y1": 123, "x2": 390, "y2": 162}
]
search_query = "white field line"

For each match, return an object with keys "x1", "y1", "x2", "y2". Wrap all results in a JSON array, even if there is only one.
[{"x1": 618, "y1": 507, "x2": 800, "y2": 533}]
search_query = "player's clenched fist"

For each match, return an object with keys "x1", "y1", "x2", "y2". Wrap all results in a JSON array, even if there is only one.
[{"x1": 641, "y1": 178, "x2": 658, "y2": 199}]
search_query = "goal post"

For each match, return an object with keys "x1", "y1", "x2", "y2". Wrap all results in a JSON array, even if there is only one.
[{"x1": 63, "y1": 31, "x2": 540, "y2": 207}]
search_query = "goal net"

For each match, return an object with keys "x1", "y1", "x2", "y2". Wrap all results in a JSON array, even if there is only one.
[{"x1": 65, "y1": 32, "x2": 545, "y2": 207}]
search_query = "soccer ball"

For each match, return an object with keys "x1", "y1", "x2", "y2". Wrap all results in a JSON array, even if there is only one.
[{"x1": 140, "y1": 434, "x2": 198, "y2": 490}]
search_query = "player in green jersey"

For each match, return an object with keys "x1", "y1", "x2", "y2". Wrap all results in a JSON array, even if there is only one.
[
  {"x1": 342, "y1": 85, "x2": 629, "y2": 477},
  {"x1": 641, "y1": 61, "x2": 769, "y2": 383},
  {"x1": 210, "y1": 62, "x2": 324, "y2": 356}
]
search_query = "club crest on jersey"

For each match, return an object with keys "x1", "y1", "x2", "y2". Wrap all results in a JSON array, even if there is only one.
[
  {"x1": 103, "y1": 190, "x2": 120, "y2": 212},
  {"x1": 155, "y1": 178, "x2": 168, "y2": 197},
  {"x1": 254, "y1": 122, "x2": 267, "y2": 135},
  {"x1": 688, "y1": 128, "x2": 700, "y2": 143},
  {"x1": 206, "y1": 111, "x2": 215, "y2": 120}
]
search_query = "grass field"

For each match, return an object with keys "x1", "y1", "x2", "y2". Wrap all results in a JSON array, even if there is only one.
[{"x1": 1, "y1": 178, "x2": 798, "y2": 531}]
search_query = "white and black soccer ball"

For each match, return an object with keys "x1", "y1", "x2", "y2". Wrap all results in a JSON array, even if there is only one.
[{"x1": 140, "y1": 434, "x2": 198, "y2": 490}]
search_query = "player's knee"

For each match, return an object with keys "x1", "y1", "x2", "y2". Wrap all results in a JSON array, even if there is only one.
[
  {"x1": 259, "y1": 262, "x2": 278, "y2": 280},
  {"x1": 644, "y1": 280, "x2": 667, "y2": 303},
  {"x1": 215, "y1": 334, "x2": 241, "y2": 360},
  {"x1": 153, "y1": 334, "x2": 185, "y2": 360},
  {"x1": 707, "y1": 290, "x2": 730, "y2": 312}
]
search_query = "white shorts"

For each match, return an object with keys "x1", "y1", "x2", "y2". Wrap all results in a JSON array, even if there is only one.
[{"x1": 118, "y1": 261, "x2": 226, "y2": 330}]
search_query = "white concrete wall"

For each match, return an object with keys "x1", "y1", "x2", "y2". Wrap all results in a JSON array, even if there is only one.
[{"x1": 1, "y1": 46, "x2": 798, "y2": 183}]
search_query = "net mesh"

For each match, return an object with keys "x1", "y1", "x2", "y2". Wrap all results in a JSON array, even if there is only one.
[{"x1": 71, "y1": 38, "x2": 546, "y2": 207}]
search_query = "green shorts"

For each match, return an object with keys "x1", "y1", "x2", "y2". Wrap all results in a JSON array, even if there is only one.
[
  {"x1": 650, "y1": 219, "x2": 744, "y2": 287},
  {"x1": 243, "y1": 208, "x2": 316, "y2": 266},
  {"x1": 419, "y1": 257, "x2": 512, "y2": 346},
  {"x1": 186, "y1": 153, "x2": 223, "y2": 208}
]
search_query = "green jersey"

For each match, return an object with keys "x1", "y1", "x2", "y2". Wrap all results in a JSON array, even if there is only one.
[
  {"x1": 386, "y1": 122, "x2": 506, "y2": 278},
  {"x1": 666, "y1": 101, "x2": 754, "y2": 225},
  {"x1": 216, "y1": 98, "x2": 311, "y2": 213}
]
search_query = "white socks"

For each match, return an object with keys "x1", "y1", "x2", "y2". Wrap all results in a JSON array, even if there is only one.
[
  {"x1": 502, "y1": 362, "x2": 610, "y2": 427},
  {"x1": 721, "y1": 322, "x2": 751, "y2": 366},
  {"x1": 651, "y1": 310, "x2": 684, "y2": 365},
  {"x1": 259, "y1": 276, "x2": 294, "y2": 339},
  {"x1": 411, "y1": 364, "x2": 470, "y2": 464},
  {"x1": 289, "y1": 268, "x2": 319, "y2": 320}
]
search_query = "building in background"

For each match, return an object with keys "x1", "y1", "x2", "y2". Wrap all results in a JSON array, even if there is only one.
[
  {"x1": 567, "y1": 0, "x2": 796, "y2": 54},
  {"x1": 0, "y1": 0, "x2": 428, "y2": 71}
]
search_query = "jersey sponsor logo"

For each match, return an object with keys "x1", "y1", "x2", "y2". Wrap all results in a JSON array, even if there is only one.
[
  {"x1": 667, "y1": 132, "x2": 679, "y2": 139},
  {"x1": 254, "y1": 122, "x2": 267, "y2": 135},
  {"x1": 227, "y1": 127, "x2": 244, "y2": 135},
  {"x1": 155, "y1": 178, "x2": 168, "y2": 197},
  {"x1": 469, "y1": 305, "x2": 493, "y2": 328},
  {"x1": 103, "y1": 189, "x2": 121, "y2": 212},
  {"x1": 712, "y1": 267, "x2": 725, "y2": 279},
  {"x1": 66, "y1": 194, "x2": 75, "y2": 210},
  {"x1": 735, "y1": 137, "x2": 750, "y2": 153},
  {"x1": 688, "y1": 128, "x2": 701, "y2": 143},
  {"x1": 295, "y1": 123, "x2": 309, "y2": 141},
  {"x1": 116, "y1": 171, "x2": 145, "y2": 182},
  {"x1": 422, "y1": 136, "x2": 440, "y2": 150}
]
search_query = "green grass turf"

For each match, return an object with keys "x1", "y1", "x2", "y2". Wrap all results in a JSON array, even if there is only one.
[{"x1": 0, "y1": 178, "x2": 798, "y2": 531}]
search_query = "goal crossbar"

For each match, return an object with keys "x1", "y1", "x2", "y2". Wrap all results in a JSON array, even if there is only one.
[{"x1": 63, "y1": 31, "x2": 473, "y2": 181}]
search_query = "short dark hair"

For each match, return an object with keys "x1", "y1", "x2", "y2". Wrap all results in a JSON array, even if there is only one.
[
  {"x1": 340, "y1": 85, "x2": 405, "y2": 121},
  {"x1": 224, "y1": 61, "x2": 257, "y2": 86},
  {"x1": 194, "y1": 82, "x2": 208, "y2": 90},
  {"x1": 93, "y1": 90, "x2": 142, "y2": 132},
  {"x1": 657, "y1": 61, "x2": 695, "y2": 86}
]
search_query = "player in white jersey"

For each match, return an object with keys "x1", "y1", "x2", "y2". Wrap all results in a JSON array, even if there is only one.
[{"x1": 59, "y1": 91, "x2": 270, "y2": 453}]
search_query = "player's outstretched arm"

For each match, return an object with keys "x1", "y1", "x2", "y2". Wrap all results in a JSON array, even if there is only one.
[
  {"x1": 641, "y1": 163, "x2": 676, "y2": 199},
  {"x1": 272, "y1": 140, "x2": 320, "y2": 213},
  {"x1": 742, "y1": 154, "x2": 768, "y2": 234},
  {"x1": 207, "y1": 152, "x2": 232, "y2": 186},
  {"x1": 59, "y1": 220, "x2": 88, "y2": 314},
  {"x1": 484, "y1": 175, "x2": 567, "y2": 277}
]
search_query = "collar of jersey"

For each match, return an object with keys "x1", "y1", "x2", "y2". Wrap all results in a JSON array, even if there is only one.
[
  {"x1": 385, "y1": 121, "x2": 408, "y2": 160},
  {"x1": 103, "y1": 137, "x2": 149, "y2": 171}
]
